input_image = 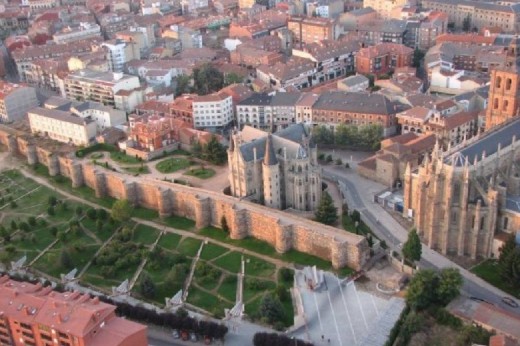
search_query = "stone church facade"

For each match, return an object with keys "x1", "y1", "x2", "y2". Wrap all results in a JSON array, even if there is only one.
[
  {"x1": 404, "y1": 38, "x2": 520, "y2": 259},
  {"x1": 228, "y1": 124, "x2": 322, "y2": 211}
]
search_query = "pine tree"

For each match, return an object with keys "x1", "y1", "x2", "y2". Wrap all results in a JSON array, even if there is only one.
[
  {"x1": 402, "y1": 228, "x2": 422, "y2": 263},
  {"x1": 315, "y1": 192, "x2": 338, "y2": 225},
  {"x1": 139, "y1": 273, "x2": 156, "y2": 298}
]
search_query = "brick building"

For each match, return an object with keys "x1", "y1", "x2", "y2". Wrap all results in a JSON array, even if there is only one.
[
  {"x1": 287, "y1": 16, "x2": 339, "y2": 48},
  {"x1": 355, "y1": 43, "x2": 413, "y2": 76},
  {"x1": 0, "y1": 275, "x2": 147, "y2": 346}
]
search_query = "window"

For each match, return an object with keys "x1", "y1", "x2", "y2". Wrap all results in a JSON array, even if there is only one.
[
  {"x1": 503, "y1": 217, "x2": 509, "y2": 230},
  {"x1": 506, "y1": 78, "x2": 512, "y2": 90},
  {"x1": 503, "y1": 99, "x2": 509, "y2": 111},
  {"x1": 494, "y1": 98, "x2": 499, "y2": 109}
]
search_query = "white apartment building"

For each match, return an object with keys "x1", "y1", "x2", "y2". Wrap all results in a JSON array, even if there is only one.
[
  {"x1": 101, "y1": 39, "x2": 140, "y2": 72},
  {"x1": 28, "y1": 107, "x2": 97, "y2": 145},
  {"x1": 192, "y1": 92, "x2": 233, "y2": 129},
  {"x1": 0, "y1": 83, "x2": 39, "y2": 122},
  {"x1": 53, "y1": 23, "x2": 102, "y2": 44},
  {"x1": 70, "y1": 101, "x2": 127, "y2": 130},
  {"x1": 62, "y1": 69, "x2": 141, "y2": 109},
  {"x1": 21, "y1": 0, "x2": 59, "y2": 10},
  {"x1": 181, "y1": 0, "x2": 208, "y2": 14}
]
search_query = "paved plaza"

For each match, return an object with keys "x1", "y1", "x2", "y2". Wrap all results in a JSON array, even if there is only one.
[{"x1": 292, "y1": 271, "x2": 405, "y2": 346}]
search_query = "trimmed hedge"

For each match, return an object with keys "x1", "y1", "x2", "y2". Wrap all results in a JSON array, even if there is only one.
[{"x1": 76, "y1": 143, "x2": 117, "y2": 158}]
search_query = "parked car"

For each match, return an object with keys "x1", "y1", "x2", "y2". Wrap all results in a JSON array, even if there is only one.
[
  {"x1": 190, "y1": 332, "x2": 198, "y2": 342},
  {"x1": 172, "y1": 330, "x2": 180, "y2": 339},
  {"x1": 502, "y1": 296, "x2": 519, "y2": 308},
  {"x1": 470, "y1": 296, "x2": 493, "y2": 305}
]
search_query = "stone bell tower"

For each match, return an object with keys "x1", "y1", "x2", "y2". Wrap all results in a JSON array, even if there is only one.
[{"x1": 485, "y1": 36, "x2": 520, "y2": 130}]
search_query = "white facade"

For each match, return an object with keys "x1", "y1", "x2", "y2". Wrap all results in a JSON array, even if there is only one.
[
  {"x1": 28, "y1": 107, "x2": 97, "y2": 146},
  {"x1": 53, "y1": 23, "x2": 101, "y2": 44},
  {"x1": 71, "y1": 102, "x2": 127, "y2": 130},
  {"x1": 63, "y1": 70, "x2": 141, "y2": 109},
  {"x1": 0, "y1": 84, "x2": 39, "y2": 122},
  {"x1": 181, "y1": 0, "x2": 208, "y2": 13},
  {"x1": 429, "y1": 67, "x2": 484, "y2": 95},
  {"x1": 101, "y1": 40, "x2": 139, "y2": 72},
  {"x1": 193, "y1": 93, "x2": 234, "y2": 129}
]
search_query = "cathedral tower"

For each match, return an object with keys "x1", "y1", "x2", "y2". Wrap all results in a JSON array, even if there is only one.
[
  {"x1": 262, "y1": 134, "x2": 281, "y2": 209},
  {"x1": 485, "y1": 37, "x2": 520, "y2": 130}
]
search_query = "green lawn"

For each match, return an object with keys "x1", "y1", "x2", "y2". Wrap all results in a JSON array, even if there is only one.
[
  {"x1": 184, "y1": 168, "x2": 215, "y2": 179},
  {"x1": 243, "y1": 279, "x2": 276, "y2": 303},
  {"x1": 200, "y1": 243, "x2": 229, "y2": 261},
  {"x1": 245, "y1": 256, "x2": 276, "y2": 278},
  {"x1": 162, "y1": 215, "x2": 195, "y2": 231},
  {"x1": 213, "y1": 251, "x2": 243, "y2": 273},
  {"x1": 217, "y1": 275, "x2": 237, "y2": 302},
  {"x1": 156, "y1": 158, "x2": 191, "y2": 173},
  {"x1": 133, "y1": 207, "x2": 159, "y2": 221},
  {"x1": 159, "y1": 233, "x2": 182, "y2": 250},
  {"x1": 123, "y1": 165, "x2": 150, "y2": 175},
  {"x1": 133, "y1": 224, "x2": 161, "y2": 245},
  {"x1": 472, "y1": 259, "x2": 520, "y2": 298},
  {"x1": 110, "y1": 151, "x2": 142, "y2": 164},
  {"x1": 177, "y1": 238, "x2": 202, "y2": 257},
  {"x1": 186, "y1": 287, "x2": 230, "y2": 318}
]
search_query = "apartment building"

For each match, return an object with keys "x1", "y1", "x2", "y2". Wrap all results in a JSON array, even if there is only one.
[
  {"x1": 28, "y1": 106, "x2": 97, "y2": 145},
  {"x1": 306, "y1": 0, "x2": 344, "y2": 19},
  {"x1": 101, "y1": 39, "x2": 140, "y2": 72},
  {"x1": 0, "y1": 82, "x2": 39, "y2": 122},
  {"x1": 287, "y1": 16, "x2": 339, "y2": 48},
  {"x1": 181, "y1": 0, "x2": 209, "y2": 14},
  {"x1": 24, "y1": 59, "x2": 68, "y2": 91},
  {"x1": 236, "y1": 92, "x2": 303, "y2": 130},
  {"x1": 53, "y1": 22, "x2": 102, "y2": 44},
  {"x1": 350, "y1": 19, "x2": 408, "y2": 45},
  {"x1": 421, "y1": 0, "x2": 520, "y2": 32},
  {"x1": 192, "y1": 91, "x2": 234, "y2": 130},
  {"x1": 230, "y1": 46, "x2": 284, "y2": 67},
  {"x1": 292, "y1": 40, "x2": 360, "y2": 83},
  {"x1": 0, "y1": 275, "x2": 147, "y2": 346},
  {"x1": 363, "y1": 0, "x2": 415, "y2": 18},
  {"x1": 312, "y1": 91, "x2": 398, "y2": 136},
  {"x1": 12, "y1": 39, "x2": 99, "y2": 82},
  {"x1": 256, "y1": 57, "x2": 316, "y2": 90},
  {"x1": 62, "y1": 69, "x2": 141, "y2": 108},
  {"x1": 355, "y1": 43, "x2": 413, "y2": 75},
  {"x1": 70, "y1": 101, "x2": 126, "y2": 130}
]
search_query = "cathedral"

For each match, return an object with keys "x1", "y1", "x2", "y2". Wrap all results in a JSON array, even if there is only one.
[
  {"x1": 404, "y1": 37, "x2": 520, "y2": 259},
  {"x1": 227, "y1": 124, "x2": 322, "y2": 211}
]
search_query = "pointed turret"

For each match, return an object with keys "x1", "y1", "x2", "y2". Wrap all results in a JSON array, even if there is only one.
[{"x1": 263, "y1": 134, "x2": 278, "y2": 166}]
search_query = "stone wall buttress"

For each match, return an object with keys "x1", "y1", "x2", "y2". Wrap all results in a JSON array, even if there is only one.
[
  {"x1": 230, "y1": 205, "x2": 248, "y2": 239},
  {"x1": 27, "y1": 144, "x2": 37, "y2": 165},
  {"x1": 156, "y1": 187, "x2": 172, "y2": 218},
  {"x1": 48, "y1": 154, "x2": 60, "y2": 177},
  {"x1": 194, "y1": 196, "x2": 211, "y2": 229},
  {"x1": 94, "y1": 171, "x2": 107, "y2": 198},
  {"x1": 274, "y1": 221, "x2": 292, "y2": 253},
  {"x1": 70, "y1": 162, "x2": 84, "y2": 187}
]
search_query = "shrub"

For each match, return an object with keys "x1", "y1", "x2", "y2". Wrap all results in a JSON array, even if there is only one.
[
  {"x1": 48, "y1": 196, "x2": 57, "y2": 206},
  {"x1": 10, "y1": 201, "x2": 17, "y2": 208},
  {"x1": 28, "y1": 217, "x2": 37, "y2": 226},
  {"x1": 325, "y1": 154, "x2": 333, "y2": 163},
  {"x1": 47, "y1": 206, "x2": 55, "y2": 216},
  {"x1": 318, "y1": 153, "x2": 325, "y2": 160},
  {"x1": 278, "y1": 268, "x2": 293, "y2": 284},
  {"x1": 86, "y1": 208, "x2": 97, "y2": 220},
  {"x1": 335, "y1": 158, "x2": 343, "y2": 165}
]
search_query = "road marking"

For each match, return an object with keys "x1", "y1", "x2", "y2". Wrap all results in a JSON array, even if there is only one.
[
  {"x1": 336, "y1": 276, "x2": 357, "y2": 344},
  {"x1": 350, "y1": 282, "x2": 369, "y2": 330},
  {"x1": 312, "y1": 290, "x2": 324, "y2": 332},
  {"x1": 370, "y1": 294, "x2": 380, "y2": 318},
  {"x1": 325, "y1": 277, "x2": 343, "y2": 346}
]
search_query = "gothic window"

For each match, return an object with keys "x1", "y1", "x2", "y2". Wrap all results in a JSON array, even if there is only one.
[
  {"x1": 453, "y1": 183, "x2": 460, "y2": 201},
  {"x1": 480, "y1": 217, "x2": 485, "y2": 230},
  {"x1": 503, "y1": 99, "x2": 509, "y2": 111},
  {"x1": 495, "y1": 76, "x2": 502, "y2": 88},
  {"x1": 298, "y1": 166, "x2": 302, "y2": 173},
  {"x1": 506, "y1": 78, "x2": 512, "y2": 90},
  {"x1": 503, "y1": 217, "x2": 509, "y2": 230},
  {"x1": 451, "y1": 211, "x2": 458, "y2": 224},
  {"x1": 494, "y1": 98, "x2": 499, "y2": 109},
  {"x1": 471, "y1": 216, "x2": 475, "y2": 228}
]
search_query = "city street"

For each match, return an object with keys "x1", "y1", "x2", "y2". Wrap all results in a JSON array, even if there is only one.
[{"x1": 322, "y1": 162, "x2": 520, "y2": 316}]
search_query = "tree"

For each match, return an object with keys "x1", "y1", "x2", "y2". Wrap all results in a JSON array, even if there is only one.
[
  {"x1": 48, "y1": 196, "x2": 57, "y2": 206},
  {"x1": 203, "y1": 136, "x2": 227, "y2": 165},
  {"x1": 312, "y1": 125, "x2": 334, "y2": 145},
  {"x1": 47, "y1": 206, "x2": 55, "y2": 216},
  {"x1": 165, "y1": 264, "x2": 189, "y2": 288},
  {"x1": 402, "y1": 228, "x2": 422, "y2": 263},
  {"x1": 86, "y1": 208, "x2": 97, "y2": 220},
  {"x1": 75, "y1": 206, "x2": 83, "y2": 216},
  {"x1": 10, "y1": 220, "x2": 17, "y2": 231},
  {"x1": 436, "y1": 268, "x2": 463, "y2": 305},
  {"x1": 175, "y1": 74, "x2": 192, "y2": 96},
  {"x1": 97, "y1": 208, "x2": 108, "y2": 220},
  {"x1": 315, "y1": 192, "x2": 338, "y2": 225},
  {"x1": 60, "y1": 249, "x2": 73, "y2": 270},
  {"x1": 406, "y1": 268, "x2": 463, "y2": 310},
  {"x1": 224, "y1": 72, "x2": 244, "y2": 85},
  {"x1": 192, "y1": 64, "x2": 224, "y2": 95},
  {"x1": 406, "y1": 269, "x2": 438, "y2": 310},
  {"x1": 258, "y1": 294, "x2": 285, "y2": 324},
  {"x1": 498, "y1": 233, "x2": 520, "y2": 286},
  {"x1": 28, "y1": 217, "x2": 37, "y2": 226},
  {"x1": 221, "y1": 215, "x2": 229, "y2": 233},
  {"x1": 111, "y1": 199, "x2": 133, "y2": 223},
  {"x1": 139, "y1": 273, "x2": 156, "y2": 299},
  {"x1": 412, "y1": 48, "x2": 425, "y2": 68}
]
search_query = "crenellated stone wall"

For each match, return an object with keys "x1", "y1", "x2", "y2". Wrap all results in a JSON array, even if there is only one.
[{"x1": 1, "y1": 129, "x2": 370, "y2": 270}]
